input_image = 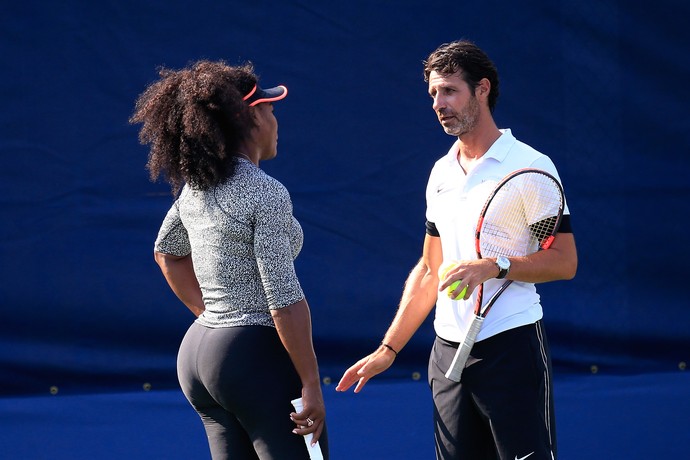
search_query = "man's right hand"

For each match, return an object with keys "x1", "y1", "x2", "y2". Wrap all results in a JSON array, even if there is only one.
[{"x1": 335, "y1": 346, "x2": 396, "y2": 393}]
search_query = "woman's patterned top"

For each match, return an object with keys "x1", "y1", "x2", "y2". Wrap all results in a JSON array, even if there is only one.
[{"x1": 154, "y1": 158, "x2": 305, "y2": 328}]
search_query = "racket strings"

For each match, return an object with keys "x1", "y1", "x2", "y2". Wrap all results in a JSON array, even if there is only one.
[
  {"x1": 447, "y1": 169, "x2": 564, "y2": 383},
  {"x1": 480, "y1": 172, "x2": 563, "y2": 258}
]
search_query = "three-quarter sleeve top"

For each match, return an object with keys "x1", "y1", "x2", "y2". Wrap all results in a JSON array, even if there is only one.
[{"x1": 154, "y1": 158, "x2": 305, "y2": 328}]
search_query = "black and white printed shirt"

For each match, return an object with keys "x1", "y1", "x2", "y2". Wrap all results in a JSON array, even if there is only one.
[{"x1": 154, "y1": 158, "x2": 305, "y2": 328}]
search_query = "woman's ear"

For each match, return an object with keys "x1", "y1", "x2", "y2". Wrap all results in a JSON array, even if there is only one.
[{"x1": 248, "y1": 106, "x2": 261, "y2": 125}]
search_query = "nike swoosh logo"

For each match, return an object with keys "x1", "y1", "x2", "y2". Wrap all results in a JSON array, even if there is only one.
[{"x1": 515, "y1": 453, "x2": 534, "y2": 460}]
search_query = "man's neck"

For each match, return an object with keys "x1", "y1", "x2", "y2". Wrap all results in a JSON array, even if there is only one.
[
  {"x1": 455, "y1": 118, "x2": 501, "y2": 175},
  {"x1": 456, "y1": 120, "x2": 501, "y2": 161}
]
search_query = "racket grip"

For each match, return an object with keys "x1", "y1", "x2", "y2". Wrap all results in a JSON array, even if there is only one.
[
  {"x1": 291, "y1": 397, "x2": 324, "y2": 460},
  {"x1": 444, "y1": 316, "x2": 484, "y2": 382}
]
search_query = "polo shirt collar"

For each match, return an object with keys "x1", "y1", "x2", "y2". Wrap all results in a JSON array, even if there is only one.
[
  {"x1": 483, "y1": 128, "x2": 516, "y2": 163},
  {"x1": 445, "y1": 128, "x2": 516, "y2": 165}
]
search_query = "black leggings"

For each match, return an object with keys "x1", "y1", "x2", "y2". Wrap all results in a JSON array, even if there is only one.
[{"x1": 177, "y1": 323, "x2": 329, "y2": 459}]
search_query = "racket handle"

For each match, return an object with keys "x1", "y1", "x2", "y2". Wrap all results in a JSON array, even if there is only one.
[
  {"x1": 445, "y1": 316, "x2": 484, "y2": 382},
  {"x1": 291, "y1": 397, "x2": 324, "y2": 460}
]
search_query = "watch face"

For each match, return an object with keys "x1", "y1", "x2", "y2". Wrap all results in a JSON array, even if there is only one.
[{"x1": 497, "y1": 256, "x2": 510, "y2": 269}]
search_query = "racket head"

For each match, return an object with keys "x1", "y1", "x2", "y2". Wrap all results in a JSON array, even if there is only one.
[{"x1": 475, "y1": 168, "x2": 565, "y2": 260}]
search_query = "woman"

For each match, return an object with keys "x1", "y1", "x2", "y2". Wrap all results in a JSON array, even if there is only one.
[{"x1": 130, "y1": 60, "x2": 328, "y2": 459}]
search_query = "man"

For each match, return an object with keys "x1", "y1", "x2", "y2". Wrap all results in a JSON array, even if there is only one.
[{"x1": 336, "y1": 40, "x2": 577, "y2": 460}]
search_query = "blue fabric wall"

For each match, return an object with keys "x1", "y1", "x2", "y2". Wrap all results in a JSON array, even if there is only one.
[{"x1": 1, "y1": 0, "x2": 688, "y2": 395}]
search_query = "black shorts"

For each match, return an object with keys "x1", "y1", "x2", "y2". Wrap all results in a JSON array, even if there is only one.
[{"x1": 428, "y1": 321, "x2": 556, "y2": 460}]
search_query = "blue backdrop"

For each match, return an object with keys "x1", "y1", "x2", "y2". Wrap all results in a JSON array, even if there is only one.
[{"x1": 1, "y1": 0, "x2": 689, "y2": 396}]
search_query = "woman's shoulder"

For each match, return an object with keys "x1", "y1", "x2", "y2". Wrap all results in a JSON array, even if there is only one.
[
  {"x1": 218, "y1": 160, "x2": 291, "y2": 203},
  {"x1": 247, "y1": 162, "x2": 288, "y2": 192}
]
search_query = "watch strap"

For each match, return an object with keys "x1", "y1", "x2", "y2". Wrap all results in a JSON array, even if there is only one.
[
  {"x1": 495, "y1": 257, "x2": 510, "y2": 280},
  {"x1": 495, "y1": 262, "x2": 508, "y2": 279}
]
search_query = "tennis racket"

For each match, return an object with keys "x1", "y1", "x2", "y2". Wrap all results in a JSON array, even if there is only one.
[{"x1": 444, "y1": 168, "x2": 565, "y2": 382}]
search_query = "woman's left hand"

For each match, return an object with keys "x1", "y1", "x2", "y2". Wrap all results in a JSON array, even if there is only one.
[{"x1": 290, "y1": 383, "x2": 326, "y2": 444}]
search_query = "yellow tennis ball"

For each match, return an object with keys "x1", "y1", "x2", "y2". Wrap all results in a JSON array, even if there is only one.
[
  {"x1": 447, "y1": 280, "x2": 467, "y2": 300},
  {"x1": 439, "y1": 261, "x2": 459, "y2": 281}
]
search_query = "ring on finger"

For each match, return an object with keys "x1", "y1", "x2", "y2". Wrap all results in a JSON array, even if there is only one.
[{"x1": 306, "y1": 417, "x2": 314, "y2": 427}]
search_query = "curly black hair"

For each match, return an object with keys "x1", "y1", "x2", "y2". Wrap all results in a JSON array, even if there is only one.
[
  {"x1": 130, "y1": 60, "x2": 259, "y2": 194},
  {"x1": 423, "y1": 40, "x2": 500, "y2": 113}
]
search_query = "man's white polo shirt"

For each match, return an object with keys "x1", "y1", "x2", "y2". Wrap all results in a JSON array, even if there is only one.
[{"x1": 425, "y1": 129, "x2": 570, "y2": 343}]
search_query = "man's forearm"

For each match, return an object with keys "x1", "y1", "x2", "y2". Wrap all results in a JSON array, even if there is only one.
[{"x1": 382, "y1": 260, "x2": 438, "y2": 353}]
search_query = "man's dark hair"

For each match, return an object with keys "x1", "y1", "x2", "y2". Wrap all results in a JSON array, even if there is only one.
[{"x1": 423, "y1": 40, "x2": 500, "y2": 112}]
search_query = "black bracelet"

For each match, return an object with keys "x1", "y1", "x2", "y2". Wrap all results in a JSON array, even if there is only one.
[{"x1": 380, "y1": 342, "x2": 398, "y2": 356}]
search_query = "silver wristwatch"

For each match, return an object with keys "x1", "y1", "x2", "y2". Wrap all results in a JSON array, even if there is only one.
[{"x1": 495, "y1": 256, "x2": 511, "y2": 280}]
